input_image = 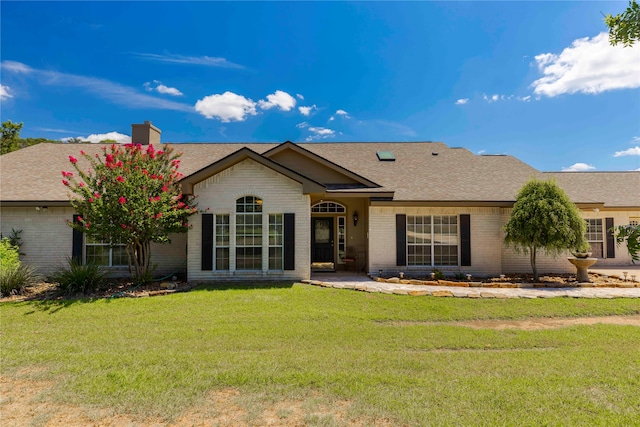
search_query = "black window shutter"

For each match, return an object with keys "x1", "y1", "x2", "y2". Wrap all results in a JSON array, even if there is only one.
[
  {"x1": 460, "y1": 214, "x2": 471, "y2": 266},
  {"x1": 284, "y1": 213, "x2": 295, "y2": 270},
  {"x1": 201, "y1": 214, "x2": 214, "y2": 271},
  {"x1": 605, "y1": 217, "x2": 615, "y2": 259},
  {"x1": 396, "y1": 214, "x2": 407, "y2": 266},
  {"x1": 72, "y1": 214, "x2": 83, "y2": 264}
]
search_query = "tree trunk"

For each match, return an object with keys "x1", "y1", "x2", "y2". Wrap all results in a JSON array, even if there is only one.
[
  {"x1": 126, "y1": 239, "x2": 152, "y2": 283},
  {"x1": 530, "y1": 246, "x2": 538, "y2": 282}
]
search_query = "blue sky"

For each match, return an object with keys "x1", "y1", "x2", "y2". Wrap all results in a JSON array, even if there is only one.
[{"x1": 1, "y1": 1, "x2": 639, "y2": 172}]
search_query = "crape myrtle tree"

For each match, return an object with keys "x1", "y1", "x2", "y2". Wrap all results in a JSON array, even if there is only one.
[
  {"x1": 503, "y1": 179, "x2": 587, "y2": 281},
  {"x1": 63, "y1": 143, "x2": 197, "y2": 282}
]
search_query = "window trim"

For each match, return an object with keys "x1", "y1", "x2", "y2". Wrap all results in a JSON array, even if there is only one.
[
  {"x1": 268, "y1": 214, "x2": 284, "y2": 271},
  {"x1": 235, "y1": 196, "x2": 263, "y2": 271},
  {"x1": 406, "y1": 215, "x2": 460, "y2": 267},
  {"x1": 585, "y1": 218, "x2": 604, "y2": 258},
  {"x1": 214, "y1": 214, "x2": 230, "y2": 271},
  {"x1": 311, "y1": 201, "x2": 346, "y2": 213},
  {"x1": 84, "y1": 237, "x2": 127, "y2": 267}
]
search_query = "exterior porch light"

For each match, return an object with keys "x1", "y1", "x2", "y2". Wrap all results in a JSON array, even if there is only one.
[{"x1": 353, "y1": 211, "x2": 359, "y2": 227}]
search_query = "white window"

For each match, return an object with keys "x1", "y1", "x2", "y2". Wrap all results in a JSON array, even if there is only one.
[
  {"x1": 85, "y1": 237, "x2": 127, "y2": 266},
  {"x1": 585, "y1": 219, "x2": 604, "y2": 258},
  {"x1": 407, "y1": 215, "x2": 458, "y2": 266},
  {"x1": 236, "y1": 196, "x2": 263, "y2": 270},
  {"x1": 268, "y1": 214, "x2": 283, "y2": 270},
  {"x1": 312, "y1": 202, "x2": 346, "y2": 213},
  {"x1": 215, "y1": 215, "x2": 230, "y2": 270},
  {"x1": 337, "y1": 216, "x2": 346, "y2": 263}
]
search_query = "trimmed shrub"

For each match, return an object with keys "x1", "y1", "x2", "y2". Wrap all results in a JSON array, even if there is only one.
[
  {"x1": 0, "y1": 238, "x2": 37, "y2": 295},
  {"x1": 49, "y1": 258, "x2": 108, "y2": 295},
  {"x1": 0, "y1": 238, "x2": 20, "y2": 271}
]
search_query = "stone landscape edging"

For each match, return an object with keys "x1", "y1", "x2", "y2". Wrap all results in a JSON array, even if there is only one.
[
  {"x1": 367, "y1": 276, "x2": 639, "y2": 288},
  {"x1": 301, "y1": 277, "x2": 640, "y2": 299}
]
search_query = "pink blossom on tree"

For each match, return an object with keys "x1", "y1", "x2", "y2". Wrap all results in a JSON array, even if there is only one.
[{"x1": 62, "y1": 143, "x2": 197, "y2": 282}]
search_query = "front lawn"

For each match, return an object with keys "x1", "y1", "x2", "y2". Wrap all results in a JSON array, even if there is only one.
[{"x1": 2, "y1": 283, "x2": 639, "y2": 426}]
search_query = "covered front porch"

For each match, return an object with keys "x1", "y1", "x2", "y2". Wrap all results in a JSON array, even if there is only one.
[{"x1": 310, "y1": 198, "x2": 369, "y2": 273}]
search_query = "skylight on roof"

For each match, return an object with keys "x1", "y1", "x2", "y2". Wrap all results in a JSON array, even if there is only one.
[{"x1": 376, "y1": 151, "x2": 395, "y2": 161}]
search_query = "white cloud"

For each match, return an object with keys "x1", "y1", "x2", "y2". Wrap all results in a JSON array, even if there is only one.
[
  {"x1": 562, "y1": 162, "x2": 596, "y2": 171},
  {"x1": 0, "y1": 84, "x2": 13, "y2": 100},
  {"x1": 455, "y1": 98, "x2": 469, "y2": 105},
  {"x1": 329, "y1": 109, "x2": 350, "y2": 121},
  {"x1": 195, "y1": 91, "x2": 258, "y2": 122},
  {"x1": 305, "y1": 126, "x2": 336, "y2": 141},
  {"x1": 133, "y1": 52, "x2": 244, "y2": 69},
  {"x1": 308, "y1": 127, "x2": 334, "y2": 136},
  {"x1": 35, "y1": 127, "x2": 77, "y2": 133},
  {"x1": 483, "y1": 94, "x2": 500, "y2": 103},
  {"x1": 296, "y1": 121, "x2": 309, "y2": 129},
  {"x1": 632, "y1": 136, "x2": 640, "y2": 144},
  {"x1": 614, "y1": 146, "x2": 640, "y2": 157},
  {"x1": 258, "y1": 90, "x2": 296, "y2": 111},
  {"x1": 296, "y1": 93, "x2": 304, "y2": 100},
  {"x1": 144, "y1": 80, "x2": 183, "y2": 96},
  {"x1": 298, "y1": 105, "x2": 317, "y2": 116},
  {"x1": 155, "y1": 84, "x2": 182, "y2": 96},
  {"x1": 61, "y1": 131, "x2": 131, "y2": 144},
  {"x1": 481, "y1": 94, "x2": 530, "y2": 103},
  {"x1": 1, "y1": 60, "x2": 32, "y2": 73},
  {"x1": 531, "y1": 32, "x2": 640, "y2": 97},
  {"x1": 2, "y1": 61, "x2": 192, "y2": 112}
]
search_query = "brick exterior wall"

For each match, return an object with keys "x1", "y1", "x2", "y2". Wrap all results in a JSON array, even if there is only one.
[
  {"x1": 187, "y1": 158, "x2": 311, "y2": 281},
  {"x1": 369, "y1": 206, "x2": 640, "y2": 278},
  {"x1": 368, "y1": 206, "x2": 503, "y2": 277},
  {"x1": 0, "y1": 206, "x2": 187, "y2": 277},
  {"x1": 501, "y1": 208, "x2": 640, "y2": 274},
  {"x1": 1, "y1": 207, "x2": 75, "y2": 275}
]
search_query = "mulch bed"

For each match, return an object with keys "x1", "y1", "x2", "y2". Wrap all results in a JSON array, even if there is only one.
[
  {"x1": 0, "y1": 280, "x2": 196, "y2": 302},
  {"x1": 3, "y1": 272, "x2": 638, "y2": 302}
]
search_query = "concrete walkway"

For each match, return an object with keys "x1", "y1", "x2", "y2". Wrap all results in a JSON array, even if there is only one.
[{"x1": 306, "y1": 272, "x2": 640, "y2": 299}]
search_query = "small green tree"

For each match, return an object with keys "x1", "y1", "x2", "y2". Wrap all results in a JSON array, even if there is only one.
[
  {"x1": 63, "y1": 143, "x2": 197, "y2": 282},
  {"x1": 612, "y1": 224, "x2": 640, "y2": 263},
  {"x1": 605, "y1": 0, "x2": 640, "y2": 47},
  {"x1": 504, "y1": 179, "x2": 587, "y2": 281},
  {"x1": 1, "y1": 120, "x2": 23, "y2": 154}
]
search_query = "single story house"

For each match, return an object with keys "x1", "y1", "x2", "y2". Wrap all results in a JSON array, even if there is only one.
[{"x1": 1, "y1": 121, "x2": 639, "y2": 281}]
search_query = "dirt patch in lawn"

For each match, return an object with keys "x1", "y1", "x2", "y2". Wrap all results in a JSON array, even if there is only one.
[
  {"x1": 458, "y1": 314, "x2": 640, "y2": 330},
  {"x1": 1, "y1": 373, "x2": 395, "y2": 427}
]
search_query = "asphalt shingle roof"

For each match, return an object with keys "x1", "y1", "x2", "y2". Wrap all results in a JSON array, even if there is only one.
[{"x1": 1, "y1": 141, "x2": 638, "y2": 207}]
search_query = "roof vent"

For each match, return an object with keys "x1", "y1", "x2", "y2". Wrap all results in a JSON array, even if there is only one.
[
  {"x1": 376, "y1": 151, "x2": 395, "y2": 161},
  {"x1": 432, "y1": 152, "x2": 438, "y2": 156}
]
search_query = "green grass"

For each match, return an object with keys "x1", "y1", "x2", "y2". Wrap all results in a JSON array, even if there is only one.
[{"x1": 2, "y1": 283, "x2": 640, "y2": 426}]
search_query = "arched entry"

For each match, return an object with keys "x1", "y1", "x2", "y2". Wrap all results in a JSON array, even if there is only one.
[{"x1": 311, "y1": 202, "x2": 347, "y2": 271}]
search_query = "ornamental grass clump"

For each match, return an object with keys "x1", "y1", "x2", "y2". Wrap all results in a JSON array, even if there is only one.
[
  {"x1": 48, "y1": 258, "x2": 108, "y2": 295},
  {"x1": 62, "y1": 143, "x2": 197, "y2": 283}
]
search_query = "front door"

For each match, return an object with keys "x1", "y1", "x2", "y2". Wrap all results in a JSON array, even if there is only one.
[{"x1": 312, "y1": 217, "x2": 334, "y2": 269}]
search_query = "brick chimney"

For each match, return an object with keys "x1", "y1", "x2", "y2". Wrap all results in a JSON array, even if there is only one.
[{"x1": 131, "y1": 121, "x2": 161, "y2": 145}]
